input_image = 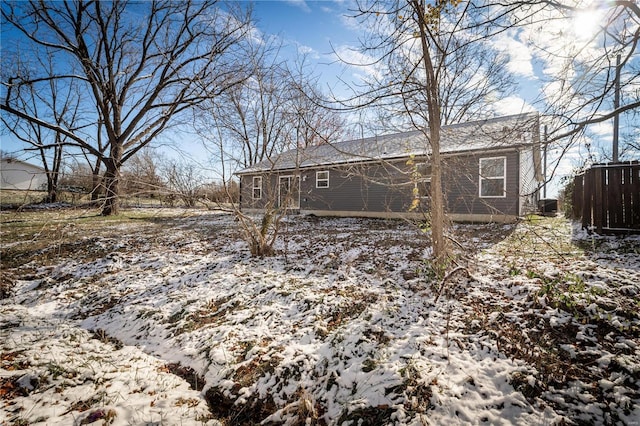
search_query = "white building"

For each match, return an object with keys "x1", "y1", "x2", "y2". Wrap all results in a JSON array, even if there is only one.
[{"x1": 0, "y1": 158, "x2": 47, "y2": 191}]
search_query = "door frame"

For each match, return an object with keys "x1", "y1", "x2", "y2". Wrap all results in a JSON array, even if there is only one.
[{"x1": 278, "y1": 175, "x2": 300, "y2": 209}]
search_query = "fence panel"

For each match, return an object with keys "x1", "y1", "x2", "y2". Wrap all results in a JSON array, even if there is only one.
[
  {"x1": 631, "y1": 165, "x2": 640, "y2": 227},
  {"x1": 573, "y1": 161, "x2": 640, "y2": 234},
  {"x1": 581, "y1": 168, "x2": 593, "y2": 230}
]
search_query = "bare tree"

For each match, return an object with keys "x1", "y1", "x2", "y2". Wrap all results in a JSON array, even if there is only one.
[
  {"x1": 121, "y1": 148, "x2": 165, "y2": 200},
  {"x1": 161, "y1": 159, "x2": 206, "y2": 208},
  {"x1": 0, "y1": 51, "x2": 81, "y2": 202},
  {"x1": 210, "y1": 36, "x2": 295, "y2": 169},
  {"x1": 340, "y1": 0, "x2": 517, "y2": 265},
  {"x1": 515, "y1": 1, "x2": 640, "y2": 164},
  {"x1": 58, "y1": 162, "x2": 95, "y2": 194},
  {"x1": 284, "y1": 57, "x2": 348, "y2": 149},
  {"x1": 198, "y1": 37, "x2": 347, "y2": 256},
  {"x1": 1, "y1": 0, "x2": 251, "y2": 215}
]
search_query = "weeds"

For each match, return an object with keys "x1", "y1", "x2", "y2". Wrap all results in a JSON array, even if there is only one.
[
  {"x1": 79, "y1": 408, "x2": 117, "y2": 425},
  {"x1": 205, "y1": 386, "x2": 278, "y2": 425},
  {"x1": 161, "y1": 363, "x2": 205, "y2": 391},
  {"x1": 0, "y1": 271, "x2": 15, "y2": 299},
  {"x1": 233, "y1": 355, "x2": 282, "y2": 388},
  {"x1": 417, "y1": 256, "x2": 452, "y2": 283},
  {"x1": 177, "y1": 297, "x2": 241, "y2": 334},
  {"x1": 399, "y1": 360, "x2": 433, "y2": 414},
  {"x1": 361, "y1": 358, "x2": 377, "y2": 372},
  {"x1": 46, "y1": 362, "x2": 76, "y2": 380},
  {"x1": 337, "y1": 405, "x2": 395, "y2": 426},
  {"x1": 509, "y1": 371, "x2": 544, "y2": 400},
  {"x1": 67, "y1": 392, "x2": 108, "y2": 413},
  {"x1": 2, "y1": 210, "x2": 638, "y2": 425}
]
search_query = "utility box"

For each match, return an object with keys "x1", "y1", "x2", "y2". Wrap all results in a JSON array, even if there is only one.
[{"x1": 538, "y1": 199, "x2": 558, "y2": 216}]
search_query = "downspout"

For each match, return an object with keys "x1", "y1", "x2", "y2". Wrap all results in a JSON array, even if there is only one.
[
  {"x1": 543, "y1": 125, "x2": 548, "y2": 200},
  {"x1": 238, "y1": 177, "x2": 242, "y2": 212}
]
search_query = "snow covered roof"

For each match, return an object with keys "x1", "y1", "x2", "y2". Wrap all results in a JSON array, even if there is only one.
[{"x1": 237, "y1": 112, "x2": 540, "y2": 175}]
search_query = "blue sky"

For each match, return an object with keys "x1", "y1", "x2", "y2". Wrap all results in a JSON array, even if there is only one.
[
  {"x1": 247, "y1": 0, "x2": 638, "y2": 196},
  {"x1": 0, "y1": 1, "x2": 361, "y2": 159},
  {"x1": 254, "y1": 0, "x2": 351, "y2": 45},
  {"x1": 2, "y1": 0, "x2": 638, "y2": 196},
  {"x1": 252, "y1": 1, "x2": 362, "y2": 94},
  {"x1": 252, "y1": 1, "x2": 538, "y2": 103}
]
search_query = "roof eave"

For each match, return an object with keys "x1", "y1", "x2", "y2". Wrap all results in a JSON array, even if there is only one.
[{"x1": 235, "y1": 143, "x2": 533, "y2": 175}]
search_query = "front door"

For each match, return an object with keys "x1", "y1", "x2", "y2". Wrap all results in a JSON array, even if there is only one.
[{"x1": 278, "y1": 175, "x2": 300, "y2": 209}]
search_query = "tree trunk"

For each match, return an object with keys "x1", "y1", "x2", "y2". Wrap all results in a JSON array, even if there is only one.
[
  {"x1": 101, "y1": 145, "x2": 123, "y2": 216},
  {"x1": 91, "y1": 174, "x2": 101, "y2": 202},
  {"x1": 102, "y1": 162, "x2": 120, "y2": 215},
  {"x1": 429, "y1": 127, "x2": 447, "y2": 264},
  {"x1": 47, "y1": 140, "x2": 63, "y2": 204},
  {"x1": 46, "y1": 179, "x2": 58, "y2": 203},
  {"x1": 413, "y1": 0, "x2": 449, "y2": 265},
  {"x1": 426, "y1": 53, "x2": 447, "y2": 264},
  {"x1": 91, "y1": 158, "x2": 103, "y2": 202}
]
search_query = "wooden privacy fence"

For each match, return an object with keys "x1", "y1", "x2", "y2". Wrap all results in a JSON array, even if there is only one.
[{"x1": 572, "y1": 161, "x2": 640, "y2": 234}]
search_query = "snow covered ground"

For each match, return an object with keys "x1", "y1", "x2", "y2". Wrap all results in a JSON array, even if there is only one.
[{"x1": 1, "y1": 209, "x2": 639, "y2": 425}]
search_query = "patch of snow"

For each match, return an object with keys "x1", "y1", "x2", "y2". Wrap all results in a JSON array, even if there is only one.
[{"x1": 2, "y1": 212, "x2": 638, "y2": 425}]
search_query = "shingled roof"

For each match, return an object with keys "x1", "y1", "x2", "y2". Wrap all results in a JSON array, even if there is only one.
[{"x1": 236, "y1": 112, "x2": 540, "y2": 175}]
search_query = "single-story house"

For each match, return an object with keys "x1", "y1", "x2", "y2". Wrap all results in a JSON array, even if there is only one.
[
  {"x1": 0, "y1": 157, "x2": 47, "y2": 191},
  {"x1": 236, "y1": 112, "x2": 543, "y2": 222}
]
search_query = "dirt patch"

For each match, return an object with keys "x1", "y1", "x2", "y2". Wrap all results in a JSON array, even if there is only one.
[
  {"x1": 90, "y1": 329, "x2": 124, "y2": 350},
  {"x1": 0, "y1": 271, "x2": 15, "y2": 299},
  {"x1": 161, "y1": 363, "x2": 205, "y2": 391},
  {"x1": 337, "y1": 405, "x2": 396, "y2": 426},
  {"x1": 205, "y1": 387, "x2": 278, "y2": 426},
  {"x1": 0, "y1": 376, "x2": 32, "y2": 400}
]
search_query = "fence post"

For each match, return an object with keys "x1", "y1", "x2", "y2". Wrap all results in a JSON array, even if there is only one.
[
  {"x1": 594, "y1": 167, "x2": 604, "y2": 234},
  {"x1": 608, "y1": 166, "x2": 622, "y2": 229},
  {"x1": 573, "y1": 174, "x2": 583, "y2": 220},
  {"x1": 582, "y1": 169, "x2": 592, "y2": 230},
  {"x1": 632, "y1": 163, "x2": 640, "y2": 228}
]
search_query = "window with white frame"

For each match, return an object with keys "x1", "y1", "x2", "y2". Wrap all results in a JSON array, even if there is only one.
[
  {"x1": 252, "y1": 176, "x2": 262, "y2": 199},
  {"x1": 316, "y1": 170, "x2": 329, "y2": 188},
  {"x1": 479, "y1": 157, "x2": 506, "y2": 198}
]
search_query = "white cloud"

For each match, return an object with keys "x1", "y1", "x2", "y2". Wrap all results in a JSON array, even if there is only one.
[
  {"x1": 246, "y1": 25, "x2": 265, "y2": 46},
  {"x1": 516, "y1": 4, "x2": 607, "y2": 81},
  {"x1": 490, "y1": 30, "x2": 535, "y2": 78},
  {"x1": 296, "y1": 43, "x2": 320, "y2": 60},
  {"x1": 590, "y1": 121, "x2": 613, "y2": 137},
  {"x1": 550, "y1": 142, "x2": 585, "y2": 187},
  {"x1": 284, "y1": 0, "x2": 311, "y2": 13},
  {"x1": 492, "y1": 96, "x2": 537, "y2": 117},
  {"x1": 571, "y1": 6, "x2": 607, "y2": 41},
  {"x1": 338, "y1": 8, "x2": 366, "y2": 33},
  {"x1": 333, "y1": 45, "x2": 383, "y2": 81}
]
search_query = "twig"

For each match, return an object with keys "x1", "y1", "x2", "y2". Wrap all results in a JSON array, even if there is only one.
[{"x1": 433, "y1": 266, "x2": 469, "y2": 304}]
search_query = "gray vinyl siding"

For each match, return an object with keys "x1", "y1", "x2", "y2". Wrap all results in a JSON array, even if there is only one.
[
  {"x1": 239, "y1": 173, "x2": 288, "y2": 210},
  {"x1": 299, "y1": 161, "x2": 413, "y2": 213},
  {"x1": 443, "y1": 151, "x2": 520, "y2": 217},
  {"x1": 240, "y1": 150, "x2": 523, "y2": 217}
]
